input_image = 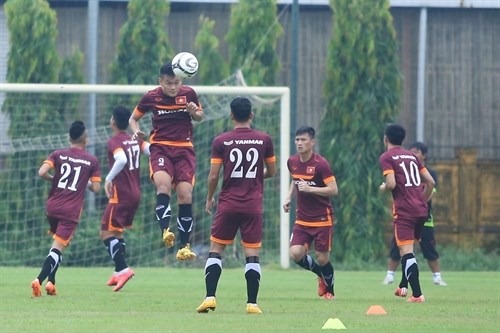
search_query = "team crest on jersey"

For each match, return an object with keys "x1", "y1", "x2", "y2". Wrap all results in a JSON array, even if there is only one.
[
  {"x1": 155, "y1": 97, "x2": 162, "y2": 102},
  {"x1": 176, "y1": 96, "x2": 187, "y2": 104},
  {"x1": 306, "y1": 166, "x2": 315, "y2": 174}
]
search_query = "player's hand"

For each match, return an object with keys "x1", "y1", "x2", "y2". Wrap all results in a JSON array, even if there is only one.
[
  {"x1": 187, "y1": 102, "x2": 198, "y2": 116},
  {"x1": 131, "y1": 130, "x2": 145, "y2": 140},
  {"x1": 205, "y1": 197, "x2": 215, "y2": 215},
  {"x1": 297, "y1": 179, "x2": 310, "y2": 192},
  {"x1": 379, "y1": 182, "x2": 386, "y2": 191},
  {"x1": 104, "y1": 180, "x2": 114, "y2": 198},
  {"x1": 282, "y1": 200, "x2": 291, "y2": 213}
]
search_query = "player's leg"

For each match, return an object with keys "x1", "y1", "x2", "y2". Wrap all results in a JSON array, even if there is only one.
[
  {"x1": 175, "y1": 181, "x2": 195, "y2": 260},
  {"x1": 32, "y1": 218, "x2": 74, "y2": 297},
  {"x1": 101, "y1": 229, "x2": 134, "y2": 292},
  {"x1": 396, "y1": 218, "x2": 425, "y2": 302},
  {"x1": 197, "y1": 243, "x2": 225, "y2": 313},
  {"x1": 152, "y1": 170, "x2": 174, "y2": 247},
  {"x1": 244, "y1": 248, "x2": 263, "y2": 314},
  {"x1": 174, "y1": 148, "x2": 196, "y2": 259},
  {"x1": 150, "y1": 145, "x2": 175, "y2": 246},
  {"x1": 383, "y1": 237, "x2": 401, "y2": 284},
  {"x1": 241, "y1": 213, "x2": 263, "y2": 313},
  {"x1": 101, "y1": 205, "x2": 127, "y2": 284},
  {"x1": 315, "y1": 226, "x2": 335, "y2": 299},
  {"x1": 393, "y1": 222, "x2": 409, "y2": 297},
  {"x1": 420, "y1": 226, "x2": 446, "y2": 285},
  {"x1": 290, "y1": 224, "x2": 321, "y2": 276},
  {"x1": 197, "y1": 211, "x2": 236, "y2": 313}
]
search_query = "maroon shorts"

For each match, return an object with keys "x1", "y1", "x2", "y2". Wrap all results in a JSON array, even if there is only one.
[
  {"x1": 210, "y1": 211, "x2": 263, "y2": 248},
  {"x1": 101, "y1": 202, "x2": 139, "y2": 232},
  {"x1": 393, "y1": 216, "x2": 426, "y2": 247},
  {"x1": 290, "y1": 224, "x2": 333, "y2": 253},
  {"x1": 149, "y1": 144, "x2": 196, "y2": 185},
  {"x1": 47, "y1": 216, "x2": 78, "y2": 247}
]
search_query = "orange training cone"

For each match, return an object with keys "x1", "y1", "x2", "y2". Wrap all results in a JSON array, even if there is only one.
[{"x1": 365, "y1": 305, "x2": 387, "y2": 315}]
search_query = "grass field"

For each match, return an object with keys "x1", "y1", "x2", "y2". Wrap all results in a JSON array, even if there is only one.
[{"x1": 0, "y1": 267, "x2": 498, "y2": 333}]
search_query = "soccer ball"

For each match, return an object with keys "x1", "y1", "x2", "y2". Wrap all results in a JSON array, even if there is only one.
[{"x1": 171, "y1": 52, "x2": 199, "y2": 78}]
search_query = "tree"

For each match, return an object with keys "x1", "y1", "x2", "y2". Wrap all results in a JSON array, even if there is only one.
[
  {"x1": 0, "y1": 0, "x2": 84, "y2": 265},
  {"x1": 225, "y1": 0, "x2": 283, "y2": 86},
  {"x1": 194, "y1": 15, "x2": 230, "y2": 85},
  {"x1": 109, "y1": 0, "x2": 173, "y2": 96},
  {"x1": 320, "y1": 0, "x2": 401, "y2": 261}
]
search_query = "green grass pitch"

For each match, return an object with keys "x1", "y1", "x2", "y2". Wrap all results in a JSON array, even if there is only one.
[{"x1": 0, "y1": 267, "x2": 498, "y2": 332}]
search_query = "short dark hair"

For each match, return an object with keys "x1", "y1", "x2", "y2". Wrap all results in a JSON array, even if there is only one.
[
  {"x1": 160, "y1": 63, "x2": 176, "y2": 77},
  {"x1": 409, "y1": 141, "x2": 428, "y2": 155},
  {"x1": 112, "y1": 106, "x2": 131, "y2": 130},
  {"x1": 384, "y1": 123, "x2": 406, "y2": 146},
  {"x1": 295, "y1": 126, "x2": 315, "y2": 139},
  {"x1": 69, "y1": 121, "x2": 86, "y2": 142},
  {"x1": 230, "y1": 97, "x2": 252, "y2": 122}
]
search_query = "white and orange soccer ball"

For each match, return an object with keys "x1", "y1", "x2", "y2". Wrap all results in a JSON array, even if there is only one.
[{"x1": 171, "y1": 52, "x2": 199, "y2": 78}]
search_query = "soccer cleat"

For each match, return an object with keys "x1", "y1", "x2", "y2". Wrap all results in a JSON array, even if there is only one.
[
  {"x1": 45, "y1": 282, "x2": 57, "y2": 296},
  {"x1": 394, "y1": 287, "x2": 408, "y2": 297},
  {"x1": 162, "y1": 228, "x2": 175, "y2": 248},
  {"x1": 176, "y1": 243, "x2": 196, "y2": 261},
  {"x1": 112, "y1": 268, "x2": 135, "y2": 292},
  {"x1": 31, "y1": 279, "x2": 42, "y2": 298},
  {"x1": 434, "y1": 278, "x2": 447, "y2": 286},
  {"x1": 321, "y1": 292, "x2": 335, "y2": 300},
  {"x1": 407, "y1": 295, "x2": 425, "y2": 303},
  {"x1": 317, "y1": 277, "x2": 327, "y2": 296},
  {"x1": 106, "y1": 274, "x2": 118, "y2": 286},
  {"x1": 382, "y1": 275, "x2": 394, "y2": 284},
  {"x1": 246, "y1": 304, "x2": 263, "y2": 314},
  {"x1": 196, "y1": 297, "x2": 217, "y2": 313}
]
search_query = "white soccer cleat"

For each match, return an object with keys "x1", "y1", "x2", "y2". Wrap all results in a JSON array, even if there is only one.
[
  {"x1": 382, "y1": 275, "x2": 394, "y2": 284},
  {"x1": 434, "y1": 278, "x2": 447, "y2": 286}
]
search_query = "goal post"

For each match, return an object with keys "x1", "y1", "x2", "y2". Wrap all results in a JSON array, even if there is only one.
[{"x1": 0, "y1": 83, "x2": 291, "y2": 268}]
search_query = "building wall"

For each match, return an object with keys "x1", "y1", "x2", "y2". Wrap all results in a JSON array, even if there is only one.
[
  {"x1": 2, "y1": 3, "x2": 499, "y2": 160},
  {"x1": 46, "y1": 3, "x2": 500, "y2": 160}
]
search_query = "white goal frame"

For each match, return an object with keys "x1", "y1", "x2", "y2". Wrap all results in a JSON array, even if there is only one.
[{"x1": 0, "y1": 83, "x2": 292, "y2": 268}]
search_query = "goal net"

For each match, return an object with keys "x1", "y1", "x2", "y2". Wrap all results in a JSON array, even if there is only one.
[{"x1": 0, "y1": 74, "x2": 291, "y2": 268}]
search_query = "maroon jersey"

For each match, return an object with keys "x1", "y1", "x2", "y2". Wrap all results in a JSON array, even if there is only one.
[
  {"x1": 211, "y1": 127, "x2": 275, "y2": 213},
  {"x1": 134, "y1": 86, "x2": 202, "y2": 146},
  {"x1": 44, "y1": 147, "x2": 101, "y2": 222},
  {"x1": 287, "y1": 152, "x2": 336, "y2": 227},
  {"x1": 107, "y1": 132, "x2": 146, "y2": 205},
  {"x1": 379, "y1": 146, "x2": 428, "y2": 219}
]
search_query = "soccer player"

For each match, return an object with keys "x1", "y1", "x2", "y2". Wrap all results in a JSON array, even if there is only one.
[
  {"x1": 196, "y1": 97, "x2": 276, "y2": 314},
  {"x1": 379, "y1": 124, "x2": 435, "y2": 303},
  {"x1": 382, "y1": 141, "x2": 447, "y2": 286},
  {"x1": 283, "y1": 126, "x2": 339, "y2": 300},
  {"x1": 32, "y1": 121, "x2": 101, "y2": 297},
  {"x1": 129, "y1": 63, "x2": 203, "y2": 260},
  {"x1": 101, "y1": 106, "x2": 150, "y2": 292}
]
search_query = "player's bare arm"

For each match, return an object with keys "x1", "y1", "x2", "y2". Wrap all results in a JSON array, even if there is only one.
[
  {"x1": 38, "y1": 162, "x2": 53, "y2": 182},
  {"x1": 264, "y1": 160, "x2": 277, "y2": 179},
  {"x1": 88, "y1": 180, "x2": 101, "y2": 193},
  {"x1": 380, "y1": 173, "x2": 396, "y2": 192},
  {"x1": 206, "y1": 163, "x2": 222, "y2": 215},
  {"x1": 129, "y1": 110, "x2": 145, "y2": 140},
  {"x1": 420, "y1": 169, "x2": 435, "y2": 201},
  {"x1": 297, "y1": 178, "x2": 338, "y2": 197},
  {"x1": 282, "y1": 181, "x2": 296, "y2": 213}
]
